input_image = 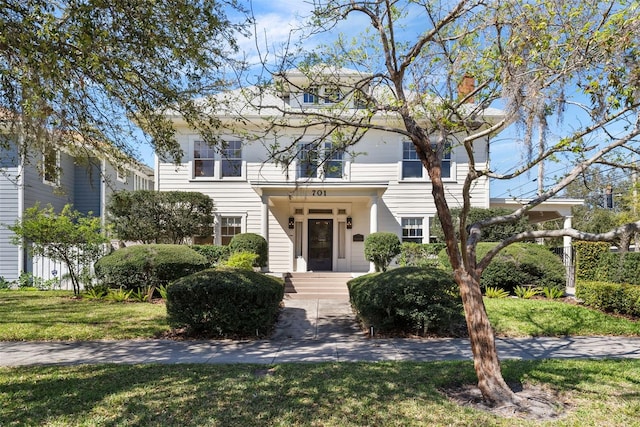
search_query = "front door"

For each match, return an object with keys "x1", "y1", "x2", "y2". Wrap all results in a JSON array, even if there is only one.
[{"x1": 308, "y1": 219, "x2": 333, "y2": 271}]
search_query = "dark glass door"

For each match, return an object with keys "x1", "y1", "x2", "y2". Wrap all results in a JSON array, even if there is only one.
[{"x1": 308, "y1": 219, "x2": 333, "y2": 271}]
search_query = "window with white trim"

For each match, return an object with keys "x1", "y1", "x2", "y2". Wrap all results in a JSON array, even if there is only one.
[
  {"x1": 401, "y1": 217, "x2": 423, "y2": 243},
  {"x1": 43, "y1": 146, "x2": 59, "y2": 185},
  {"x1": 402, "y1": 141, "x2": 422, "y2": 179},
  {"x1": 401, "y1": 140, "x2": 452, "y2": 179},
  {"x1": 297, "y1": 142, "x2": 318, "y2": 178},
  {"x1": 303, "y1": 86, "x2": 319, "y2": 104},
  {"x1": 221, "y1": 140, "x2": 242, "y2": 177},
  {"x1": 220, "y1": 216, "x2": 242, "y2": 245},
  {"x1": 296, "y1": 141, "x2": 344, "y2": 179},
  {"x1": 324, "y1": 86, "x2": 342, "y2": 104},
  {"x1": 194, "y1": 140, "x2": 215, "y2": 177}
]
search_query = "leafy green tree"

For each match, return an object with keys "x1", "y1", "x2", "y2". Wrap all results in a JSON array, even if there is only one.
[
  {"x1": 107, "y1": 190, "x2": 214, "y2": 244},
  {"x1": 0, "y1": 0, "x2": 247, "y2": 166},
  {"x1": 238, "y1": 0, "x2": 640, "y2": 409},
  {"x1": 9, "y1": 203, "x2": 108, "y2": 295}
]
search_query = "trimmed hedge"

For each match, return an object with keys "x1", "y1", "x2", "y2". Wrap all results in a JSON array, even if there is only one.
[
  {"x1": 190, "y1": 244, "x2": 230, "y2": 267},
  {"x1": 574, "y1": 241, "x2": 610, "y2": 281},
  {"x1": 576, "y1": 280, "x2": 640, "y2": 317},
  {"x1": 364, "y1": 232, "x2": 401, "y2": 272},
  {"x1": 94, "y1": 244, "x2": 209, "y2": 290},
  {"x1": 347, "y1": 266, "x2": 465, "y2": 336},
  {"x1": 398, "y1": 243, "x2": 446, "y2": 267},
  {"x1": 438, "y1": 242, "x2": 565, "y2": 293},
  {"x1": 166, "y1": 269, "x2": 284, "y2": 337},
  {"x1": 228, "y1": 233, "x2": 268, "y2": 268}
]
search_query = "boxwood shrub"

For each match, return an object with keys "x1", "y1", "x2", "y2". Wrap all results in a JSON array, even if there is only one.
[
  {"x1": 576, "y1": 280, "x2": 640, "y2": 317},
  {"x1": 94, "y1": 244, "x2": 209, "y2": 291},
  {"x1": 438, "y1": 242, "x2": 565, "y2": 294},
  {"x1": 398, "y1": 242, "x2": 446, "y2": 267},
  {"x1": 347, "y1": 266, "x2": 465, "y2": 336},
  {"x1": 228, "y1": 233, "x2": 268, "y2": 268},
  {"x1": 166, "y1": 269, "x2": 284, "y2": 337}
]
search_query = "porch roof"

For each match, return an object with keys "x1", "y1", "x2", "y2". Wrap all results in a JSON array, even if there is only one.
[
  {"x1": 490, "y1": 197, "x2": 584, "y2": 223},
  {"x1": 250, "y1": 181, "x2": 389, "y2": 198}
]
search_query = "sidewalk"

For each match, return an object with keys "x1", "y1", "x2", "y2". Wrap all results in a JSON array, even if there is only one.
[{"x1": 1, "y1": 298, "x2": 640, "y2": 367}]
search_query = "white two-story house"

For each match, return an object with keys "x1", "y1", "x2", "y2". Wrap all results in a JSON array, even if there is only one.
[
  {"x1": 0, "y1": 139, "x2": 154, "y2": 283},
  {"x1": 156, "y1": 67, "x2": 507, "y2": 274}
]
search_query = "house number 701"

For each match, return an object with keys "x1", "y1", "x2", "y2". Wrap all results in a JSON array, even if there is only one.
[{"x1": 312, "y1": 190, "x2": 327, "y2": 196}]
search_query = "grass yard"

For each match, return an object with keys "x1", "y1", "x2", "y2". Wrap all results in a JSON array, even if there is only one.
[
  {"x1": 486, "y1": 297, "x2": 640, "y2": 337},
  {"x1": 0, "y1": 290, "x2": 638, "y2": 341},
  {"x1": 0, "y1": 291, "x2": 169, "y2": 340},
  {"x1": 1, "y1": 359, "x2": 639, "y2": 426}
]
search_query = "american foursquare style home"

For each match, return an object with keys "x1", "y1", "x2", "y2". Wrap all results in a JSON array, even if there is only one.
[
  {"x1": 0, "y1": 140, "x2": 154, "y2": 283},
  {"x1": 156, "y1": 67, "x2": 580, "y2": 276}
]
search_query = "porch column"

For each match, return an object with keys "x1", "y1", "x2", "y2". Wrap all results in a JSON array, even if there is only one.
[
  {"x1": 260, "y1": 195, "x2": 269, "y2": 239},
  {"x1": 563, "y1": 215, "x2": 575, "y2": 296},
  {"x1": 369, "y1": 196, "x2": 378, "y2": 272},
  {"x1": 369, "y1": 196, "x2": 378, "y2": 233}
]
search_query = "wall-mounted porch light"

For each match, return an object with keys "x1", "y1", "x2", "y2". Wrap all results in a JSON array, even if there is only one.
[
  {"x1": 288, "y1": 217, "x2": 295, "y2": 229},
  {"x1": 346, "y1": 217, "x2": 353, "y2": 229}
]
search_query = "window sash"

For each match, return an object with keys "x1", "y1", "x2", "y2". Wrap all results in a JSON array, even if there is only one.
[
  {"x1": 220, "y1": 216, "x2": 242, "y2": 245},
  {"x1": 303, "y1": 87, "x2": 319, "y2": 104},
  {"x1": 194, "y1": 141, "x2": 215, "y2": 177},
  {"x1": 401, "y1": 217, "x2": 423, "y2": 243},
  {"x1": 221, "y1": 141, "x2": 242, "y2": 177}
]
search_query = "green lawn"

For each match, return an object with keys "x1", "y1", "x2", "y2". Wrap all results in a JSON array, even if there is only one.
[
  {"x1": 0, "y1": 291, "x2": 169, "y2": 340},
  {"x1": 1, "y1": 359, "x2": 639, "y2": 426},
  {"x1": 486, "y1": 297, "x2": 640, "y2": 337},
  {"x1": 1, "y1": 291, "x2": 639, "y2": 341}
]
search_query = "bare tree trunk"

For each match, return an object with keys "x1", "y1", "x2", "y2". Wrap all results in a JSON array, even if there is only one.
[{"x1": 454, "y1": 268, "x2": 520, "y2": 406}]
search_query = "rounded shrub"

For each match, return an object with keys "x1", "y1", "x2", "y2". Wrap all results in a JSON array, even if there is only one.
[
  {"x1": 94, "y1": 244, "x2": 209, "y2": 291},
  {"x1": 364, "y1": 232, "x2": 401, "y2": 272},
  {"x1": 439, "y1": 242, "x2": 565, "y2": 294},
  {"x1": 166, "y1": 269, "x2": 285, "y2": 337},
  {"x1": 228, "y1": 233, "x2": 268, "y2": 268},
  {"x1": 348, "y1": 266, "x2": 466, "y2": 336}
]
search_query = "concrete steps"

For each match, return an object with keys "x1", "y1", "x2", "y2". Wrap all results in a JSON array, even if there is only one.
[{"x1": 284, "y1": 272, "x2": 352, "y2": 300}]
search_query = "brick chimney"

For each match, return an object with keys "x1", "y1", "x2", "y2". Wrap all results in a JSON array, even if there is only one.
[{"x1": 458, "y1": 75, "x2": 475, "y2": 103}]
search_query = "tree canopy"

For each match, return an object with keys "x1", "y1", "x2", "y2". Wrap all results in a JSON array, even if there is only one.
[
  {"x1": 107, "y1": 190, "x2": 215, "y2": 244},
  {"x1": 0, "y1": 0, "x2": 247, "y2": 165}
]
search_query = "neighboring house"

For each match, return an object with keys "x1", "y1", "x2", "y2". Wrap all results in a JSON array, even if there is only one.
[
  {"x1": 0, "y1": 140, "x2": 154, "y2": 283},
  {"x1": 156, "y1": 67, "x2": 580, "y2": 276}
]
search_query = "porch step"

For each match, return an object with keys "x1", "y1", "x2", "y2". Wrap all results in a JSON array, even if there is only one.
[{"x1": 284, "y1": 273, "x2": 352, "y2": 300}]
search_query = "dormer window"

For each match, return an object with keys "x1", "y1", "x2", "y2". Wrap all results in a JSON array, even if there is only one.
[
  {"x1": 303, "y1": 86, "x2": 319, "y2": 104},
  {"x1": 324, "y1": 86, "x2": 342, "y2": 104}
]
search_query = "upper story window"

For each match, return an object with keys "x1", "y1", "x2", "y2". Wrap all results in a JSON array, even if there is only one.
[
  {"x1": 297, "y1": 143, "x2": 318, "y2": 178},
  {"x1": 42, "y1": 146, "x2": 59, "y2": 185},
  {"x1": 116, "y1": 166, "x2": 128, "y2": 183},
  {"x1": 324, "y1": 142, "x2": 344, "y2": 178},
  {"x1": 221, "y1": 140, "x2": 242, "y2": 178},
  {"x1": 401, "y1": 140, "x2": 452, "y2": 180},
  {"x1": 194, "y1": 140, "x2": 215, "y2": 177},
  {"x1": 401, "y1": 217, "x2": 423, "y2": 243},
  {"x1": 303, "y1": 86, "x2": 319, "y2": 104},
  {"x1": 297, "y1": 141, "x2": 345, "y2": 180},
  {"x1": 402, "y1": 141, "x2": 422, "y2": 179},
  {"x1": 193, "y1": 140, "x2": 244, "y2": 180}
]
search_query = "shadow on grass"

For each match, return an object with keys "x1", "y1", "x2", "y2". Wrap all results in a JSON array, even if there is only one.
[{"x1": 2, "y1": 360, "x2": 640, "y2": 426}]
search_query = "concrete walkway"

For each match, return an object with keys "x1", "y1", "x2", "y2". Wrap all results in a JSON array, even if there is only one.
[{"x1": 1, "y1": 298, "x2": 640, "y2": 367}]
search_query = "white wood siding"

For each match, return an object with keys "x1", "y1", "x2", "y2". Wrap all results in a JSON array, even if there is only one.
[{"x1": 0, "y1": 170, "x2": 20, "y2": 281}]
